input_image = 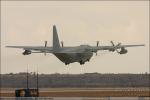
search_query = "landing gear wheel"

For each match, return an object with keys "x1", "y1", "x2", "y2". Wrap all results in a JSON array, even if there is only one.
[
  {"x1": 65, "y1": 62, "x2": 69, "y2": 65},
  {"x1": 79, "y1": 61, "x2": 85, "y2": 65}
]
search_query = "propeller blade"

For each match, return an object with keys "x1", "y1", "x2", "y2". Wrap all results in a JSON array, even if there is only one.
[
  {"x1": 95, "y1": 41, "x2": 99, "y2": 55},
  {"x1": 116, "y1": 43, "x2": 121, "y2": 53},
  {"x1": 44, "y1": 41, "x2": 47, "y2": 56},
  {"x1": 110, "y1": 41, "x2": 115, "y2": 46},
  {"x1": 61, "y1": 41, "x2": 64, "y2": 47},
  {"x1": 117, "y1": 43, "x2": 121, "y2": 46},
  {"x1": 97, "y1": 41, "x2": 99, "y2": 47},
  {"x1": 45, "y1": 41, "x2": 47, "y2": 47},
  {"x1": 116, "y1": 49, "x2": 120, "y2": 53},
  {"x1": 96, "y1": 52, "x2": 97, "y2": 56}
]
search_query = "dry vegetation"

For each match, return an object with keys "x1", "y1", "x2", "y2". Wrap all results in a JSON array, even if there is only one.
[{"x1": 1, "y1": 73, "x2": 149, "y2": 88}]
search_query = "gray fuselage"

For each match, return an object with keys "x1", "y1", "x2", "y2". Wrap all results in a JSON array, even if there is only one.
[{"x1": 53, "y1": 45, "x2": 93, "y2": 65}]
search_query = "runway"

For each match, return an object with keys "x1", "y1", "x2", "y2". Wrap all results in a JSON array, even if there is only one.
[
  {"x1": 1, "y1": 87, "x2": 149, "y2": 97},
  {"x1": 0, "y1": 97, "x2": 149, "y2": 100}
]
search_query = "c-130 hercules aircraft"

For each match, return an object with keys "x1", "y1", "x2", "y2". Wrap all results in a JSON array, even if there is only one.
[{"x1": 7, "y1": 25, "x2": 145, "y2": 65}]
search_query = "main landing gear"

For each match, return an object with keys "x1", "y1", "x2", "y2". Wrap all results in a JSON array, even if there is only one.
[
  {"x1": 79, "y1": 61, "x2": 85, "y2": 65},
  {"x1": 65, "y1": 62, "x2": 70, "y2": 65},
  {"x1": 65, "y1": 59, "x2": 90, "y2": 65}
]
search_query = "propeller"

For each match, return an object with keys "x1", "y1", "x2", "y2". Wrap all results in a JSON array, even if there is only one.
[
  {"x1": 45, "y1": 41, "x2": 47, "y2": 47},
  {"x1": 97, "y1": 41, "x2": 99, "y2": 47},
  {"x1": 44, "y1": 41, "x2": 47, "y2": 56},
  {"x1": 110, "y1": 41, "x2": 115, "y2": 46},
  {"x1": 96, "y1": 41, "x2": 99, "y2": 56},
  {"x1": 61, "y1": 41, "x2": 64, "y2": 47},
  {"x1": 96, "y1": 52, "x2": 98, "y2": 56},
  {"x1": 110, "y1": 41, "x2": 121, "y2": 54}
]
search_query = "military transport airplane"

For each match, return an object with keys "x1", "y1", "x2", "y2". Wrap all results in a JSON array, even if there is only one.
[{"x1": 7, "y1": 25, "x2": 145, "y2": 65}]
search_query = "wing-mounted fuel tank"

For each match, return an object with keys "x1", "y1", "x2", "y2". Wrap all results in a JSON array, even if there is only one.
[{"x1": 23, "y1": 50, "x2": 31, "y2": 55}]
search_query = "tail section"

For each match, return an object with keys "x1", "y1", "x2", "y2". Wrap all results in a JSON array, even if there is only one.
[{"x1": 53, "y1": 25, "x2": 61, "y2": 51}]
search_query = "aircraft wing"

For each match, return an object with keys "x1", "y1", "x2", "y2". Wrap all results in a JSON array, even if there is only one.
[
  {"x1": 6, "y1": 46, "x2": 53, "y2": 53},
  {"x1": 95, "y1": 44, "x2": 145, "y2": 50},
  {"x1": 89, "y1": 44, "x2": 145, "y2": 54}
]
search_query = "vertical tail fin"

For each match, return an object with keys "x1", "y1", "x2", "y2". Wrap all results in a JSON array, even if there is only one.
[{"x1": 53, "y1": 25, "x2": 61, "y2": 51}]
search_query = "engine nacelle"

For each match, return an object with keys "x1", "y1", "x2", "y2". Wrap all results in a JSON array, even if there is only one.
[
  {"x1": 119, "y1": 48, "x2": 128, "y2": 54},
  {"x1": 23, "y1": 50, "x2": 31, "y2": 55}
]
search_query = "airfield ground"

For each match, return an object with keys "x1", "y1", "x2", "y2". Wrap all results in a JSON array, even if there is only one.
[{"x1": 0, "y1": 87, "x2": 150, "y2": 97}]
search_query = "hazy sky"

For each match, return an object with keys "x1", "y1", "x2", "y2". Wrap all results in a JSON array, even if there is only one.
[{"x1": 1, "y1": 1, "x2": 149, "y2": 74}]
